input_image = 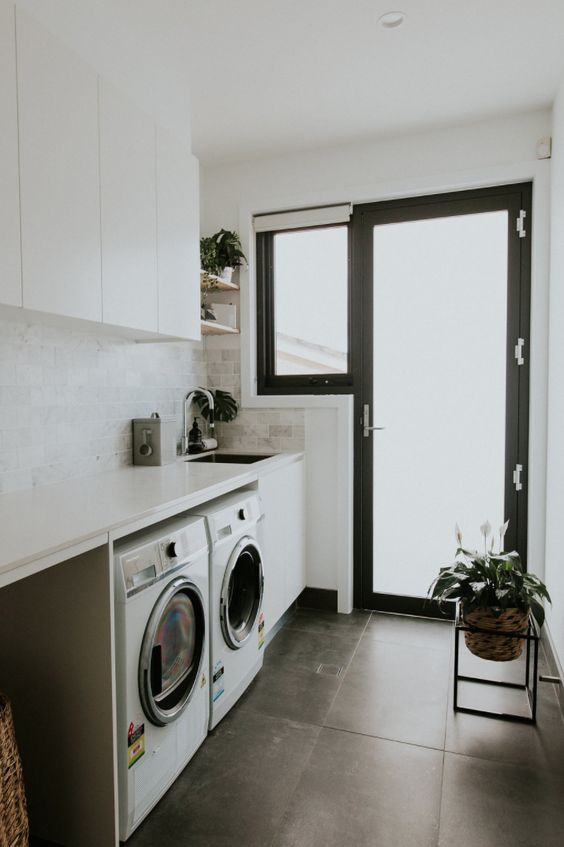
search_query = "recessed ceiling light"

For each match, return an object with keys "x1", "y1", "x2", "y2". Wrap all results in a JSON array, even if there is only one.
[{"x1": 378, "y1": 11, "x2": 406, "y2": 29}]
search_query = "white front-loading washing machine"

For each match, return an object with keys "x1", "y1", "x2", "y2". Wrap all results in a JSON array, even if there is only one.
[
  {"x1": 193, "y1": 491, "x2": 265, "y2": 729},
  {"x1": 114, "y1": 514, "x2": 209, "y2": 841}
]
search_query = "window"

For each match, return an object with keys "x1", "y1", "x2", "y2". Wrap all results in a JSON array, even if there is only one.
[{"x1": 256, "y1": 207, "x2": 353, "y2": 394}]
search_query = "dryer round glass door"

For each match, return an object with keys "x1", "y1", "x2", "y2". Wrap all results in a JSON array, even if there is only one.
[
  {"x1": 220, "y1": 537, "x2": 264, "y2": 649},
  {"x1": 139, "y1": 577, "x2": 205, "y2": 726}
]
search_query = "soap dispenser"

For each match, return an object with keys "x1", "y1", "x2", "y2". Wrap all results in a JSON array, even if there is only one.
[{"x1": 187, "y1": 417, "x2": 205, "y2": 454}]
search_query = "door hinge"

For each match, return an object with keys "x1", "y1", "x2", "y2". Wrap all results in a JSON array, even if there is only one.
[
  {"x1": 513, "y1": 463, "x2": 523, "y2": 492},
  {"x1": 514, "y1": 337, "x2": 525, "y2": 366},
  {"x1": 516, "y1": 210, "x2": 527, "y2": 238}
]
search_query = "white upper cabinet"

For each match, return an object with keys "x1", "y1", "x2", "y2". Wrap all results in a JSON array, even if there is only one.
[
  {"x1": 157, "y1": 129, "x2": 200, "y2": 340},
  {"x1": 16, "y1": 9, "x2": 102, "y2": 321},
  {"x1": 99, "y1": 80, "x2": 158, "y2": 333},
  {"x1": 0, "y1": 1, "x2": 21, "y2": 308}
]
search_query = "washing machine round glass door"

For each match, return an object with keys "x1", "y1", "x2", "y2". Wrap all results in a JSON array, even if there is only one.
[
  {"x1": 139, "y1": 576, "x2": 205, "y2": 726},
  {"x1": 220, "y1": 536, "x2": 264, "y2": 650}
]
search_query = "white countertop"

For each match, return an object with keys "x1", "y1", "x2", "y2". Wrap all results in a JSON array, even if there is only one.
[{"x1": 0, "y1": 451, "x2": 302, "y2": 585}]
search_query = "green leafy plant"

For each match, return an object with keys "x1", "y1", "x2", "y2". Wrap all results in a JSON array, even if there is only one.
[
  {"x1": 214, "y1": 229, "x2": 247, "y2": 270},
  {"x1": 427, "y1": 521, "x2": 551, "y2": 627},
  {"x1": 200, "y1": 236, "x2": 222, "y2": 276},
  {"x1": 195, "y1": 389, "x2": 238, "y2": 423}
]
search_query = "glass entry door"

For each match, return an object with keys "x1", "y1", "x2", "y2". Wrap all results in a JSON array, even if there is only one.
[{"x1": 353, "y1": 184, "x2": 531, "y2": 614}]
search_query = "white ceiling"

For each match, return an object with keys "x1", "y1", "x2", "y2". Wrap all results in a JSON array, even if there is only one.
[{"x1": 17, "y1": 1, "x2": 564, "y2": 166}]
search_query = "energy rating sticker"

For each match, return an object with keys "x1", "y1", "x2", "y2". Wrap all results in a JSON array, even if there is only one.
[
  {"x1": 258, "y1": 612, "x2": 265, "y2": 649},
  {"x1": 212, "y1": 660, "x2": 225, "y2": 702},
  {"x1": 127, "y1": 720, "x2": 145, "y2": 769}
]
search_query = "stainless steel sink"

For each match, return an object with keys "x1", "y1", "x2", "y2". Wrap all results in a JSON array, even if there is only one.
[{"x1": 186, "y1": 453, "x2": 276, "y2": 464}]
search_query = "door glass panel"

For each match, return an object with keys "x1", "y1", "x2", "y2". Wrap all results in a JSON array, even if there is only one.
[
  {"x1": 273, "y1": 227, "x2": 348, "y2": 375},
  {"x1": 154, "y1": 592, "x2": 197, "y2": 697},
  {"x1": 372, "y1": 211, "x2": 508, "y2": 597}
]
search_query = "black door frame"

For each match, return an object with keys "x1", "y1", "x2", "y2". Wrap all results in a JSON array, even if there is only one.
[{"x1": 351, "y1": 182, "x2": 532, "y2": 615}]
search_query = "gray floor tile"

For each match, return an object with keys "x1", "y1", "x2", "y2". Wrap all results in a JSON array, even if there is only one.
[
  {"x1": 286, "y1": 608, "x2": 370, "y2": 636},
  {"x1": 445, "y1": 672, "x2": 564, "y2": 774},
  {"x1": 439, "y1": 752, "x2": 564, "y2": 847},
  {"x1": 238, "y1": 652, "x2": 343, "y2": 726},
  {"x1": 272, "y1": 727, "x2": 443, "y2": 847},
  {"x1": 366, "y1": 612, "x2": 452, "y2": 652},
  {"x1": 325, "y1": 637, "x2": 450, "y2": 748},
  {"x1": 266, "y1": 624, "x2": 361, "y2": 673},
  {"x1": 127, "y1": 709, "x2": 320, "y2": 847}
]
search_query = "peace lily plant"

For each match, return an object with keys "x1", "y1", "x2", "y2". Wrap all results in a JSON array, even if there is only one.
[
  {"x1": 428, "y1": 520, "x2": 550, "y2": 627},
  {"x1": 427, "y1": 521, "x2": 550, "y2": 661}
]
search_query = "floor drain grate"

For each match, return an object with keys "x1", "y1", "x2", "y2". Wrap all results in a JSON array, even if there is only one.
[{"x1": 315, "y1": 663, "x2": 344, "y2": 678}]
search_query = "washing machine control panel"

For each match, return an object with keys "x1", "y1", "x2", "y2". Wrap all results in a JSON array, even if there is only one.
[
  {"x1": 120, "y1": 540, "x2": 163, "y2": 593},
  {"x1": 115, "y1": 516, "x2": 208, "y2": 596}
]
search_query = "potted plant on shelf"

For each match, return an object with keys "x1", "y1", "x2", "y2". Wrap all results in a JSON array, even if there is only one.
[
  {"x1": 200, "y1": 236, "x2": 222, "y2": 278},
  {"x1": 214, "y1": 229, "x2": 247, "y2": 284},
  {"x1": 200, "y1": 229, "x2": 247, "y2": 286},
  {"x1": 428, "y1": 521, "x2": 550, "y2": 661}
]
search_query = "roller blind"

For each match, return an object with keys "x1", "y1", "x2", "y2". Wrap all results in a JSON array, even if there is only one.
[{"x1": 254, "y1": 203, "x2": 352, "y2": 233}]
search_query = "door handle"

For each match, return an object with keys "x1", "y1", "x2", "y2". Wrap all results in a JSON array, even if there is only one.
[{"x1": 363, "y1": 404, "x2": 385, "y2": 438}]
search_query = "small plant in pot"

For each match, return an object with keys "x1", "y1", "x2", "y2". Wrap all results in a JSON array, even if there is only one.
[
  {"x1": 200, "y1": 236, "x2": 222, "y2": 277},
  {"x1": 200, "y1": 229, "x2": 247, "y2": 285},
  {"x1": 428, "y1": 521, "x2": 550, "y2": 662},
  {"x1": 214, "y1": 229, "x2": 246, "y2": 282},
  {"x1": 194, "y1": 389, "x2": 238, "y2": 423}
]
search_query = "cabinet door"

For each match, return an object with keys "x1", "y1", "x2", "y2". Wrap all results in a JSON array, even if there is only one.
[
  {"x1": 259, "y1": 458, "x2": 306, "y2": 634},
  {"x1": 0, "y1": 1, "x2": 21, "y2": 307},
  {"x1": 16, "y1": 9, "x2": 102, "y2": 321},
  {"x1": 283, "y1": 458, "x2": 307, "y2": 605},
  {"x1": 99, "y1": 80, "x2": 158, "y2": 332},
  {"x1": 157, "y1": 129, "x2": 200, "y2": 340}
]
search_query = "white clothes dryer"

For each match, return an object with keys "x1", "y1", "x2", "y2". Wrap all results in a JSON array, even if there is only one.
[
  {"x1": 193, "y1": 491, "x2": 265, "y2": 729},
  {"x1": 114, "y1": 514, "x2": 209, "y2": 841}
]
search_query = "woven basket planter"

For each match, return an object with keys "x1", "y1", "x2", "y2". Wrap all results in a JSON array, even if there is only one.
[
  {"x1": 463, "y1": 607, "x2": 529, "y2": 662},
  {"x1": 0, "y1": 694, "x2": 29, "y2": 846}
]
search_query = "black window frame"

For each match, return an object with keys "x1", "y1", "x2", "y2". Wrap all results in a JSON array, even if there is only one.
[{"x1": 256, "y1": 222, "x2": 354, "y2": 395}]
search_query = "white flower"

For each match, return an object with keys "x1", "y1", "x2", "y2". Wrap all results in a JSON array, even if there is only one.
[
  {"x1": 499, "y1": 519, "x2": 510, "y2": 551},
  {"x1": 480, "y1": 521, "x2": 492, "y2": 539},
  {"x1": 455, "y1": 523, "x2": 463, "y2": 546}
]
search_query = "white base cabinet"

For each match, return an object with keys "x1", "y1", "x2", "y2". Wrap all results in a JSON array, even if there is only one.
[{"x1": 259, "y1": 457, "x2": 306, "y2": 635}]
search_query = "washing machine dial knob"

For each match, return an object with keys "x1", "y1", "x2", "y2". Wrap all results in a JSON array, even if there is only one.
[
  {"x1": 166, "y1": 541, "x2": 178, "y2": 558},
  {"x1": 238, "y1": 508, "x2": 247, "y2": 521}
]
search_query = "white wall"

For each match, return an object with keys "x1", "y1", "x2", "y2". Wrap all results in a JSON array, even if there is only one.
[
  {"x1": 201, "y1": 108, "x2": 551, "y2": 609},
  {"x1": 545, "y1": 77, "x2": 564, "y2": 673}
]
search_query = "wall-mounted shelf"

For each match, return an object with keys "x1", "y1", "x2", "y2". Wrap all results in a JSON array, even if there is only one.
[
  {"x1": 201, "y1": 320, "x2": 240, "y2": 336},
  {"x1": 200, "y1": 270, "x2": 240, "y2": 292}
]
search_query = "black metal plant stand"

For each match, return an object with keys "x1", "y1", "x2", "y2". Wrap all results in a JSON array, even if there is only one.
[{"x1": 453, "y1": 603, "x2": 539, "y2": 724}]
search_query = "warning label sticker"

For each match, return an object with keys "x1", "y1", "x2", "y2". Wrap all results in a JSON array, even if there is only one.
[
  {"x1": 127, "y1": 720, "x2": 145, "y2": 769},
  {"x1": 258, "y1": 611, "x2": 265, "y2": 649},
  {"x1": 212, "y1": 660, "x2": 225, "y2": 702}
]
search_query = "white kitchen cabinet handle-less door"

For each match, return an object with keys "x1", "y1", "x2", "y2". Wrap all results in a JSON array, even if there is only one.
[
  {"x1": 156, "y1": 128, "x2": 201, "y2": 340},
  {"x1": 16, "y1": 9, "x2": 102, "y2": 321},
  {"x1": 99, "y1": 79, "x2": 158, "y2": 333},
  {"x1": 259, "y1": 458, "x2": 306, "y2": 635},
  {"x1": 0, "y1": 1, "x2": 21, "y2": 308}
]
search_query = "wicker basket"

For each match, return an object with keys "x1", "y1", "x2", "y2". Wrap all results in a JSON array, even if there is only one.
[
  {"x1": 463, "y1": 607, "x2": 529, "y2": 662},
  {"x1": 0, "y1": 694, "x2": 29, "y2": 846}
]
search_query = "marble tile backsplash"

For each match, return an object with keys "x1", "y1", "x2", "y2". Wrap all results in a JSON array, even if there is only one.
[
  {"x1": 0, "y1": 318, "x2": 304, "y2": 494},
  {"x1": 205, "y1": 340, "x2": 305, "y2": 453},
  {"x1": 0, "y1": 316, "x2": 206, "y2": 493}
]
